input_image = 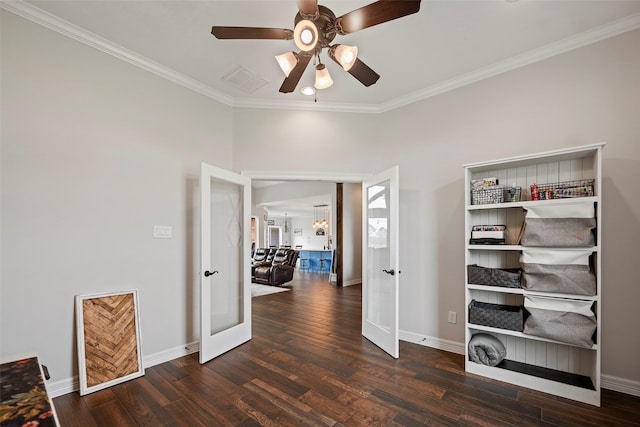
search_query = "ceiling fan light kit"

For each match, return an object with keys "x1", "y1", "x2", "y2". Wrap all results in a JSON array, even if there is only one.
[
  {"x1": 293, "y1": 20, "x2": 319, "y2": 51},
  {"x1": 211, "y1": 0, "x2": 421, "y2": 94},
  {"x1": 314, "y1": 64, "x2": 333, "y2": 89},
  {"x1": 329, "y1": 44, "x2": 358, "y2": 71},
  {"x1": 275, "y1": 51, "x2": 299, "y2": 77}
]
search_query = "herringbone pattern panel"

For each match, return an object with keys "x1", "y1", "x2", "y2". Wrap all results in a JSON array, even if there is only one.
[{"x1": 82, "y1": 294, "x2": 139, "y2": 387}]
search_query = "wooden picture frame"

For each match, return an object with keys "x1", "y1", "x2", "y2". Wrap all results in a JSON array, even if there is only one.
[{"x1": 75, "y1": 289, "x2": 144, "y2": 395}]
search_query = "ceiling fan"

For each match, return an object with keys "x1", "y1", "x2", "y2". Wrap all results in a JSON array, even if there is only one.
[{"x1": 211, "y1": 0, "x2": 421, "y2": 94}]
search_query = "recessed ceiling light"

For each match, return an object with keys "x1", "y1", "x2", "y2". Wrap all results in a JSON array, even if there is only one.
[{"x1": 300, "y1": 86, "x2": 316, "y2": 96}]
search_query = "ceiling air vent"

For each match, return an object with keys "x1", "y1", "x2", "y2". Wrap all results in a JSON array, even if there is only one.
[{"x1": 222, "y1": 66, "x2": 268, "y2": 94}]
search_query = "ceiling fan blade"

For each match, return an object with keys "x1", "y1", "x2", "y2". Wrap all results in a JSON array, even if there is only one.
[
  {"x1": 211, "y1": 26, "x2": 293, "y2": 40},
  {"x1": 347, "y1": 58, "x2": 380, "y2": 87},
  {"x1": 279, "y1": 53, "x2": 312, "y2": 93},
  {"x1": 335, "y1": 0, "x2": 421, "y2": 35},
  {"x1": 297, "y1": 0, "x2": 319, "y2": 20}
]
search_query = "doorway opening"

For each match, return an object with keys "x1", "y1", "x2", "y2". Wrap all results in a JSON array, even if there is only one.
[{"x1": 247, "y1": 172, "x2": 367, "y2": 287}]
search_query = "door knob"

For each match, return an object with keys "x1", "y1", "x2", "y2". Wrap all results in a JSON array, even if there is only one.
[
  {"x1": 383, "y1": 269, "x2": 395, "y2": 276},
  {"x1": 204, "y1": 270, "x2": 219, "y2": 277}
]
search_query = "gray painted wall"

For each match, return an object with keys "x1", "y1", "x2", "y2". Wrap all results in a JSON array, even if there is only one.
[{"x1": 1, "y1": 11, "x2": 234, "y2": 387}]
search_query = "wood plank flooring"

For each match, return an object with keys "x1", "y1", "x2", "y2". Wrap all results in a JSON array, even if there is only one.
[{"x1": 54, "y1": 274, "x2": 640, "y2": 426}]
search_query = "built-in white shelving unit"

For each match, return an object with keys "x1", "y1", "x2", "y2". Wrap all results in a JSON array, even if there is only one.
[{"x1": 464, "y1": 143, "x2": 604, "y2": 406}]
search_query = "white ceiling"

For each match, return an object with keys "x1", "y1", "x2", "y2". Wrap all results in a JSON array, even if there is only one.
[
  {"x1": 259, "y1": 193, "x2": 332, "y2": 219},
  {"x1": 6, "y1": 0, "x2": 640, "y2": 113}
]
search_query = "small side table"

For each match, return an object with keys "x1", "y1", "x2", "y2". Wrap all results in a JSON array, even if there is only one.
[{"x1": 0, "y1": 354, "x2": 60, "y2": 426}]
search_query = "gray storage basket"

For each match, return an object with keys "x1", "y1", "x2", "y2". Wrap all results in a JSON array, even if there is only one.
[
  {"x1": 467, "y1": 264, "x2": 522, "y2": 288},
  {"x1": 469, "y1": 300, "x2": 525, "y2": 331},
  {"x1": 521, "y1": 218, "x2": 596, "y2": 247},
  {"x1": 523, "y1": 308, "x2": 596, "y2": 348},
  {"x1": 521, "y1": 263, "x2": 596, "y2": 296}
]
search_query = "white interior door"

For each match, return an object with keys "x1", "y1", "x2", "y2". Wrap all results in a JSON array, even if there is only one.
[
  {"x1": 362, "y1": 166, "x2": 400, "y2": 358},
  {"x1": 200, "y1": 163, "x2": 251, "y2": 364}
]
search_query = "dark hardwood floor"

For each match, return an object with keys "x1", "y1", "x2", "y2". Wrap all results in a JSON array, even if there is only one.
[{"x1": 54, "y1": 273, "x2": 640, "y2": 426}]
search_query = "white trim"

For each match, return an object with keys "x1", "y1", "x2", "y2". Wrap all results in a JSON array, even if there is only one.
[
  {"x1": 0, "y1": 0, "x2": 235, "y2": 106},
  {"x1": 46, "y1": 376, "x2": 78, "y2": 399},
  {"x1": 142, "y1": 341, "x2": 200, "y2": 369},
  {"x1": 3, "y1": 1, "x2": 639, "y2": 114},
  {"x1": 232, "y1": 97, "x2": 381, "y2": 114},
  {"x1": 379, "y1": 13, "x2": 640, "y2": 112},
  {"x1": 46, "y1": 341, "x2": 200, "y2": 398},
  {"x1": 242, "y1": 170, "x2": 370, "y2": 183},
  {"x1": 400, "y1": 330, "x2": 466, "y2": 355},
  {"x1": 342, "y1": 278, "x2": 362, "y2": 287},
  {"x1": 601, "y1": 374, "x2": 640, "y2": 397}
]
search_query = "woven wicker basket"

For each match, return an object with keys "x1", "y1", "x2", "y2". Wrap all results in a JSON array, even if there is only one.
[
  {"x1": 467, "y1": 264, "x2": 522, "y2": 288},
  {"x1": 469, "y1": 300, "x2": 524, "y2": 331}
]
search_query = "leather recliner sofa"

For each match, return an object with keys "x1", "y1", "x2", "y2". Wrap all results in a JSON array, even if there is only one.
[{"x1": 253, "y1": 248, "x2": 297, "y2": 286}]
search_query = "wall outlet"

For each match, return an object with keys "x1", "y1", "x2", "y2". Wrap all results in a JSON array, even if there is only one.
[
  {"x1": 153, "y1": 225, "x2": 172, "y2": 239},
  {"x1": 448, "y1": 311, "x2": 457, "y2": 324}
]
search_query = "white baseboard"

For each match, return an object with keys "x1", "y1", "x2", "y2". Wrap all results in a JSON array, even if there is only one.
[
  {"x1": 342, "y1": 278, "x2": 362, "y2": 287},
  {"x1": 142, "y1": 341, "x2": 199, "y2": 368},
  {"x1": 46, "y1": 377, "x2": 78, "y2": 399},
  {"x1": 400, "y1": 330, "x2": 466, "y2": 355},
  {"x1": 47, "y1": 341, "x2": 200, "y2": 398},
  {"x1": 46, "y1": 336, "x2": 640, "y2": 399},
  {"x1": 601, "y1": 374, "x2": 640, "y2": 397}
]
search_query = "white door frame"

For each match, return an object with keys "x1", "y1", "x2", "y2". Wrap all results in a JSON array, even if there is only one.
[
  {"x1": 242, "y1": 171, "x2": 370, "y2": 184},
  {"x1": 244, "y1": 170, "x2": 401, "y2": 358}
]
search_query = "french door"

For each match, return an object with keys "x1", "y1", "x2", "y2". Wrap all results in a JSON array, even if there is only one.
[
  {"x1": 199, "y1": 163, "x2": 251, "y2": 364},
  {"x1": 362, "y1": 166, "x2": 400, "y2": 358}
]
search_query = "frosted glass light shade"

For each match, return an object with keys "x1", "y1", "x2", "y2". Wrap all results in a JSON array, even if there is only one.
[
  {"x1": 275, "y1": 52, "x2": 298, "y2": 76},
  {"x1": 331, "y1": 45, "x2": 358, "y2": 71},
  {"x1": 293, "y1": 20, "x2": 318, "y2": 52},
  {"x1": 314, "y1": 64, "x2": 333, "y2": 89}
]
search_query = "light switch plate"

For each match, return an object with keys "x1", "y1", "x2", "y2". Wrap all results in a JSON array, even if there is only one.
[
  {"x1": 448, "y1": 311, "x2": 457, "y2": 324},
  {"x1": 153, "y1": 225, "x2": 172, "y2": 239}
]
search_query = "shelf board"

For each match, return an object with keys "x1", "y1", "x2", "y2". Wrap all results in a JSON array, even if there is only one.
[
  {"x1": 467, "y1": 245, "x2": 599, "y2": 252},
  {"x1": 465, "y1": 361, "x2": 600, "y2": 406},
  {"x1": 467, "y1": 244, "x2": 521, "y2": 251},
  {"x1": 463, "y1": 143, "x2": 604, "y2": 172},
  {"x1": 466, "y1": 284, "x2": 599, "y2": 301},
  {"x1": 467, "y1": 196, "x2": 598, "y2": 211},
  {"x1": 467, "y1": 323, "x2": 598, "y2": 350},
  {"x1": 496, "y1": 359, "x2": 595, "y2": 391}
]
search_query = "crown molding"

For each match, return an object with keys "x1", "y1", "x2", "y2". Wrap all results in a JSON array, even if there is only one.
[
  {"x1": 380, "y1": 12, "x2": 640, "y2": 113},
  {"x1": 3, "y1": 1, "x2": 640, "y2": 114},
  {"x1": 0, "y1": 0, "x2": 235, "y2": 106},
  {"x1": 231, "y1": 96, "x2": 381, "y2": 114}
]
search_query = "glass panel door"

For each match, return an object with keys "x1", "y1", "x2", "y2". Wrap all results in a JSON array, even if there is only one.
[
  {"x1": 200, "y1": 163, "x2": 251, "y2": 364},
  {"x1": 362, "y1": 166, "x2": 399, "y2": 358}
]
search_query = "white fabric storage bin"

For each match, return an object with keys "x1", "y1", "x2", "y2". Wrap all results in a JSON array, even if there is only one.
[
  {"x1": 524, "y1": 204, "x2": 594, "y2": 219},
  {"x1": 523, "y1": 295, "x2": 596, "y2": 348},
  {"x1": 520, "y1": 248, "x2": 596, "y2": 296},
  {"x1": 521, "y1": 203, "x2": 596, "y2": 247}
]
